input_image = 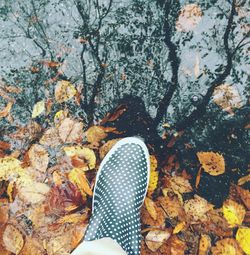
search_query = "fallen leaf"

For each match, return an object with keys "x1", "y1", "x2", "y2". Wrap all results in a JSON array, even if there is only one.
[
  {"x1": 222, "y1": 199, "x2": 246, "y2": 228},
  {"x1": 145, "y1": 197, "x2": 158, "y2": 220},
  {"x1": 176, "y1": 4, "x2": 203, "y2": 32},
  {"x1": 0, "y1": 205, "x2": 9, "y2": 227},
  {"x1": 32, "y1": 100, "x2": 45, "y2": 118},
  {"x1": 40, "y1": 128, "x2": 61, "y2": 147},
  {"x1": 236, "y1": 185, "x2": 250, "y2": 210},
  {"x1": 0, "y1": 102, "x2": 13, "y2": 118},
  {"x1": 197, "y1": 152, "x2": 225, "y2": 176},
  {"x1": 147, "y1": 155, "x2": 159, "y2": 197},
  {"x1": 28, "y1": 144, "x2": 49, "y2": 172},
  {"x1": 64, "y1": 146, "x2": 96, "y2": 170},
  {"x1": 19, "y1": 237, "x2": 46, "y2": 255},
  {"x1": 54, "y1": 110, "x2": 68, "y2": 126},
  {"x1": 3, "y1": 224, "x2": 24, "y2": 254},
  {"x1": 0, "y1": 141, "x2": 11, "y2": 151},
  {"x1": 58, "y1": 118, "x2": 84, "y2": 143},
  {"x1": 68, "y1": 168, "x2": 93, "y2": 196},
  {"x1": 85, "y1": 126, "x2": 108, "y2": 144},
  {"x1": 55, "y1": 80, "x2": 76, "y2": 103},
  {"x1": 173, "y1": 222, "x2": 186, "y2": 234},
  {"x1": 198, "y1": 234, "x2": 211, "y2": 255},
  {"x1": 236, "y1": 227, "x2": 250, "y2": 255},
  {"x1": 99, "y1": 139, "x2": 120, "y2": 159},
  {"x1": 46, "y1": 232, "x2": 72, "y2": 255},
  {"x1": 238, "y1": 174, "x2": 250, "y2": 185},
  {"x1": 213, "y1": 84, "x2": 242, "y2": 114},
  {"x1": 18, "y1": 181, "x2": 50, "y2": 204},
  {"x1": 184, "y1": 195, "x2": 214, "y2": 223},
  {"x1": 167, "y1": 175, "x2": 193, "y2": 194},
  {"x1": 145, "y1": 230, "x2": 171, "y2": 252},
  {"x1": 71, "y1": 223, "x2": 87, "y2": 249},
  {"x1": 56, "y1": 212, "x2": 88, "y2": 224},
  {"x1": 211, "y1": 238, "x2": 243, "y2": 255},
  {"x1": 170, "y1": 235, "x2": 187, "y2": 255}
]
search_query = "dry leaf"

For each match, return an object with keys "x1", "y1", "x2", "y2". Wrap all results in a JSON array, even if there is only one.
[
  {"x1": 213, "y1": 84, "x2": 242, "y2": 114},
  {"x1": 70, "y1": 224, "x2": 87, "y2": 249},
  {"x1": 40, "y1": 128, "x2": 61, "y2": 147},
  {"x1": 68, "y1": 168, "x2": 93, "y2": 196},
  {"x1": 18, "y1": 181, "x2": 50, "y2": 204},
  {"x1": 54, "y1": 110, "x2": 68, "y2": 126},
  {"x1": 176, "y1": 4, "x2": 203, "y2": 32},
  {"x1": 184, "y1": 195, "x2": 214, "y2": 223},
  {"x1": 56, "y1": 212, "x2": 88, "y2": 224},
  {"x1": 0, "y1": 205, "x2": 9, "y2": 227},
  {"x1": 170, "y1": 235, "x2": 187, "y2": 255},
  {"x1": 222, "y1": 199, "x2": 246, "y2": 228},
  {"x1": 198, "y1": 234, "x2": 211, "y2": 255},
  {"x1": 211, "y1": 238, "x2": 243, "y2": 255},
  {"x1": 197, "y1": 152, "x2": 225, "y2": 176},
  {"x1": 19, "y1": 237, "x2": 46, "y2": 255},
  {"x1": 55, "y1": 80, "x2": 76, "y2": 103},
  {"x1": 3, "y1": 224, "x2": 24, "y2": 254},
  {"x1": 194, "y1": 54, "x2": 200, "y2": 78},
  {"x1": 236, "y1": 227, "x2": 250, "y2": 255},
  {"x1": 28, "y1": 144, "x2": 49, "y2": 172},
  {"x1": 99, "y1": 139, "x2": 120, "y2": 159},
  {"x1": 64, "y1": 146, "x2": 96, "y2": 170},
  {"x1": 147, "y1": 155, "x2": 159, "y2": 197},
  {"x1": 145, "y1": 197, "x2": 158, "y2": 220},
  {"x1": 173, "y1": 222, "x2": 186, "y2": 234},
  {"x1": 167, "y1": 176, "x2": 193, "y2": 194},
  {"x1": 32, "y1": 100, "x2": 45, "y2": 118},
  {"x1": 85, "y1": 126, "x2": 108, "y2": 144},
  {"x1": 46, "y1": 232, "x2": 72, "y2": 255},
  {"x1": 145, "y1": 230, "x2": 171, "y2": 252},
  {"x1": 58, "y1": 118, "x2": 84, "y2": 143},
  {"x1": 236, "y1": 185, "x2": 250, "y2": 210}
]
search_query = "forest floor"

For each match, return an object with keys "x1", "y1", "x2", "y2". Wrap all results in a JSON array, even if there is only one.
[{"x1": 0, "y1": 103, "x2": 250, "y2": 255}]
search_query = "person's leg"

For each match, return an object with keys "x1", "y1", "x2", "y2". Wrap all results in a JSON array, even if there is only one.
[{"x1": 71, "y1": 137, "x2": 150, "y2": 255}]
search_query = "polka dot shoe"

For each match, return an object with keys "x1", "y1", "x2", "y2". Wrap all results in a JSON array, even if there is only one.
[{"x1": 84, "y1": 136, "x2": 150, "y2": 255}]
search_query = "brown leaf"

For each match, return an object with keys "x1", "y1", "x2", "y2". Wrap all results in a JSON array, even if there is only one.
[
  {"x1": 28, "y1": 144, "x2": 49, "y2": 172},
  {"x1": 0, "y1": 205, "x2": 9, "y2": 227},
  {"x1": 211, "y1": 238, "x2": 243, "y2": 255},
  {"x1": 19, "y1": 237, "x2": 46, "y2": 255},
  {"x1": 40, "y1": 127, "x2": 61, "y2": 147},
  {"x1": 58, "y1": 118, "x2": 84, "y2": 143},
  {"x1": 0, "y1": 102, "x2": 13, "y2": 118},
  {"x1": 3, "y1": 224, "x2": 24, "y2": 254},
  {"x1": 100, "y1": 104, "x2": 127, "y2": 124},
  {"x1": 145, "y1": 230, "x2": 171, "y2": 252},
  {"x1": 145, "y1": 197, "x2": 158, "y2": 220},
  {"x1": 184, "y1": 195, "x2": 214, "y2": 223},
  {"x1": 99, "y1": 138, "x2": 121, "y2": 159},
  {"x1": 0, "y1": 141, "x2": 11, "y2": 151},
  {"x1": 198, "y1": 234, "x2": 211, "y2": 255},
  {"x1": 166, "y1": 176, "x2": 193, "y2": 194},
  {"x1": 197, "y1": 152, "x2": 225, "y2": 176},
  {"x1": 85, "y1": 126, "x2": 108, "y2": 145},
  {"x1": 236, "y1": 185, "x2": 250, "y2": 210}
]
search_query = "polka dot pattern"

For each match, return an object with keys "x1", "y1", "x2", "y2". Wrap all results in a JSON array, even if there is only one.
[{"x1": 84, "y1": 138, "x2": 149, "y2": 255}]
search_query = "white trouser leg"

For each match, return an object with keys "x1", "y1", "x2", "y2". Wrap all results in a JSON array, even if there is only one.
[{"x1": 71, "y1": 237, "x2": 128, "y2": 255}]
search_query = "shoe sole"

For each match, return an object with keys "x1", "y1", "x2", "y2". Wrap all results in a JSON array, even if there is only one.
[{"x1": 92, "y1": 136, "x2": 150, "y2": 213}]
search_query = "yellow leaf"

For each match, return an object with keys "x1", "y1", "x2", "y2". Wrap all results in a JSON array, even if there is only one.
[
  {"x1": 54, "y1": 109, "x2": 68, "y2": 126},
  {"x1": 147, "y1": 155, "x2": 159, "y2": 197},
  {"x1": 236, "y1": 227, "x2": 250, "y2": 255},
  {"x1": 31, "y1": 100, "x2": 45, "y2": 118},
  {"x1": 145, "y1": 230, "x2": 171, "y2": 252},
  {"x1": 85, "y1": 126, "x2": 108, "y2": 144},
  {"x1": 68, "y1": 168, "x2": 93, "y2": 196},
  {"x1": 173, "y1": 221, "x2": 186, "y2": 234},
  {"x1": 222, "y1": 199, "x2": 246, "y2": 228},
  {"x1": 57, "y1": 213, "x2": 88, "y2": 224},
  {"x1": 55, "y1": 80, "x2": 76, "y2": 103},
  {"x1": 238, "y1": 174, "x2": 250, "y2": 186},
  {"x1": 199, "y1": 234, "x2": 211, "y2": 255},
  {"x1": 211, "y1": 238, "x2": 243, "y2": 255},
  {"x1": 3, "y1": 225, "x2": 24, "y2": 254},
  {"x1": 64, "y1": 146, "x2": 96, "y2": 170},
  {"x1": 144, "y1": 197, "x2": 157, "y2": 220},
  {"x1": 0, "y1": 157, "x2": 24, "y2": 181},
  {"x1": 197, "y1": 152, "x2": 225, "y2": 176},
  {"x1": 176, "y1": 4, "x2": 203, "y2": 32},
  {"x1": 7, "y1": 182, "x2": 14, "y2": 203}
]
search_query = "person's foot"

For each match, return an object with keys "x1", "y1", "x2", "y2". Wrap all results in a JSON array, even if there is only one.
[{"x1": 84, "y1": 137, "x2": 150, "y2": 255}]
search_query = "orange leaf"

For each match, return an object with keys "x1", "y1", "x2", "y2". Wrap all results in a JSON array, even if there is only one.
[{"x1": 145, "y1": 197, "x2": 158, "y2": 220}]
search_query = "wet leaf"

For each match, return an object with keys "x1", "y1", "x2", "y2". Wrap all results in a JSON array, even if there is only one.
[
  {"x1": 55, "y1": 80, "x2": 76, "y2": 103},
  {"x1": 145, "y1": 197, "x2": 157, "y2": 220},
  {"x1": 147, "y1": 155, "x2": 158, "y2": 197},
  {"x1": 222, "y1": 199, "x2": 246, "y2": 228},
  {"x1": 28, "y1": 144, "x2": 49, "y2": 172},
  {"x1": 198, "y1": 234, "x2": 211, "y2": 255},
  {"x1": 64, "y1": 146, "x2": 96, "y2": 170},
  {"x1": 58, "y1": 118, "x2": 84, "y2": 143},
  {"x1": 32, "y1": 100, "x2": 45, "y2": 118},
  {"x1": 145, "y1": 230, "x2": 171, "y2": 252},
  {"x1": 68, "y1": 168, "x2": 93, "y2": 196},
  {"x1": 197, "y1": 152, "x2": 225, "y2": 176},
  {"x1": 211, "y1": 238, "x2": 243, "y2": 255},
  {"x1": 3, "y1": 224, "x2": 24, "y2": 254},
  {"x1": 176, "y1": 4, "x2": 203, "y2": 32},
  {"x1": 236, "y1": 227, "x2": 250, "y2": 255}
]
